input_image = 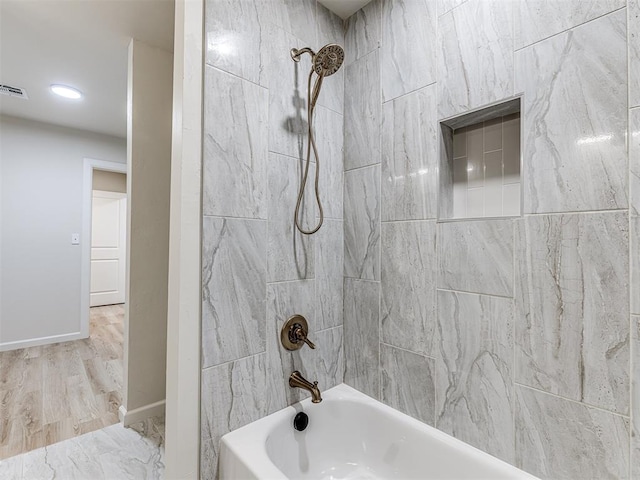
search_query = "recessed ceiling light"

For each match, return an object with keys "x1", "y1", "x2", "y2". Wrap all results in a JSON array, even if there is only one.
[{"x1": 50, "y1": 84, "x2": 83, "y2": 100}]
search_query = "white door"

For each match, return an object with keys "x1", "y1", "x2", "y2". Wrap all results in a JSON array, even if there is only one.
[{"x1": 90, "y1": 190, "x2": 127, "y2": 307}]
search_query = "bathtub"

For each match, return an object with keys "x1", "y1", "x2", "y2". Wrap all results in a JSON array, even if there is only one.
[{"x1": 219, "y1": 384, "x2": 537, "y2": 480}]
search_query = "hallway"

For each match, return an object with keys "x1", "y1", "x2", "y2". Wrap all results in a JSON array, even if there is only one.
[{"x1": 0, "y1": 305, "x2": 124, "y2": 459}]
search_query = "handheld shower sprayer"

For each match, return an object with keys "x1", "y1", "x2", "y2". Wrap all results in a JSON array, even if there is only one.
[{"x1": 290, "y1": 43, "x2": 345, "y2": 235}]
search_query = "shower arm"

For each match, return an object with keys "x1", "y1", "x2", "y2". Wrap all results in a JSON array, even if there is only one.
[{"x1": 291, "y1": 47, "x2": 316, "y2": 63}]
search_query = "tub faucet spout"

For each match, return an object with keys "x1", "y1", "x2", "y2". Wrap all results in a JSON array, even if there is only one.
[{"x1": 289, "y1": 371, "x2": 322, "y2": 403}]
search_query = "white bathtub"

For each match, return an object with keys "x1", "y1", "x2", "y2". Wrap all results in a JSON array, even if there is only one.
[{"x1": 219, "y1": 384, "x2": 537, "y2": 480}]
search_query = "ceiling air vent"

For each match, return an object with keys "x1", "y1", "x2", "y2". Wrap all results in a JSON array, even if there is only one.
[{"x1": 0, "y1": 84, "x2": 28, "y2": 100}]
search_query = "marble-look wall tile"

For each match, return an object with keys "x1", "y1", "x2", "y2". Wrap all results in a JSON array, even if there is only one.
[
  {"x1": 381, "y1": 221, "x2": 436, "y2": 357},
  {"x1": 515, "y1": 385, "x2": 630, "y2": 479},
  {"x1": 267, "y1": 325, "x2": 343, "y2": 410},
  {"x1": 344, "y1": 165, "x2": 381, "y2": 281},
  {"x1": 345, "y1": 0, "x2": 380, "y2": 66},
  {"x1": 516, "y1": 10, "x2": 627, "y2": 214},
  {"x1": 437, "y1": 0, "x2": 467, "y2": 17},
  {"x1": 267, "y1": 153, "x2": 315, "y2": 282},
  {"x1": 438, "y1": 124, "x2": 455, "y2": 219},
  {"x1": 316, "y1": 5, "x2": 345, "y2": 115},
  {"x1": 267, "y1": 0, "x2": 317, "y2": 46},
  {"x1": 515, "y1": 0, "x2": 625, "y2": 49},
  {"x1": 438, "y1": 219, "x2": 513, "y2": 297},
  {"x1": 436, "y1": 291, "x2": 514, "y2": 463},
  {"x1": 297, "y1": 326, "x2": 344, "y2": 404},
  {"x1": 264, "y1": 279, "x2": 343, "y2": 415},
  {"x1": 633, "y1": 316, "x2": 640, "y2": 478},
  {"x1": 203, "y1": 66, "x2": 268, "y2": 219},
  {"x1": 202, "y1": 217, "x2": 266, "y2": 368},
  {"x1": 265, "y1": 280, "x2": 316, "y2": 413},
  {"x1": 316, "y1": 219, "x2": 344, "y2": 330},
  {"x1": 344, "y1": 278, "x2": 380, "y2": 399},
  {"x1": 344, "y1": 51, "x2": 381, "y2": 171},
  {"x1": 200, "y1": 354, "x2": 267, "y2": 475},
  {"x1": 200, "y1": 436, "x2": 216, "y2": 480},
  {"x1": 381, "y1": 0, "x2": 436, "y2": 102},
  {"x1": 204, "y1": 0, "x2": 267, "y2": 86},
  {"x1": 515, "y1": 212, "x2": 629, "y2": 414},
  {"x1": 382, "y1": 85, "x2": 438, "y2": 221},
  {"x1": 633, "y1": 218, "x2": 640, "y2": 315},
  {"x1": 631, "y1": 108, "x2": 640, "y2": 217},
  {"x1": 437, "y1": 0, "x2": 514, "y2": 119},
  {"x1": 266, "y1": 26, "x2": 309, "y2": 160},
  {"x1": 630, "y1": 0, "x2": 640, "y2": 108},
  {"x1": 315, "y1": 106, "x2": 344, "y2": 220},
  {"x1": 381, "y1": 344, "x2": 435, "y2": 425}
]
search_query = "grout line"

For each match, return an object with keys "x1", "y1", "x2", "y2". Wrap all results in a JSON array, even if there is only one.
[
  {"x1": 436, "y1": 287, "x2": 514, "y2": 300},
  {"x1": 201, "y1": 350, "x2": 267, "y2": 374},
  {"x1": 522, "y1": 208, "x2": 629, "y2": 217},
  {"x1": 515, "y1": 383, "x2": 631, "y2": 419},
  {"x1": 513, "y1": 5, "x2": 627, "y2": 53},
  {"x1": 437, "y1": 215, "x2": 520, "y2": 224},
  {"x1": 203, "y1": 63, "x2": 268, "y2": 91},
  {"x1": 344, "y1": 162, "x2": 381, "y2": 174},
  {"x1": 380, "y1": 218, "x2": 438, "y2": 224},
  {"x1": 511, "y1": 217, "x2": 517, "y2": 456},
  {"x1": 434, "y1": 191, "x2": 440, "y2": 428},
  {"x1": 483, "y1": 147, "x2": 503, "y2": 155},
  {"x1": 380, "y1": 342, "x2": 436, "y2": 361},
  {"x1": 345, "y1": 46, "x2": 379, "y2": 69},
  {"x1": 268, "y1": 150, "x2": 306, "y2": 162},
  {"x1": 201, "y1": 214, "x2": 266, "y2": 221},
  {"x1": 628, "y1": 5, "x2": 633, "y2": 467},
  {"x1": 343, "y1": 276, "x2": 381, "y2": 283},
  {"x1": 437, "y1": 0, "x2": 470, "y2": 18},
  {"x1": 315, "y1": 324, "x2": 343, "y2": 334},
  {"x1": 381, "y1": 81, "x2": 437, "y2": 105},
  {"x1": 266, "y1": 278, "x2": 315, "y2": 286}
]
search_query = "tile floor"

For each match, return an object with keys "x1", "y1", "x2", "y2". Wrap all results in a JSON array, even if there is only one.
[
  {"x1": 0, "y1": 416, "x2": 164, "y2": 479},
  {"x1": 0, "y1": 305, "x2": 124, "y2": 459}
]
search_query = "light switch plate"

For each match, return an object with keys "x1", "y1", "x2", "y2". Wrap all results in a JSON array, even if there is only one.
[{"x1": 71, "y1": 233, "x2": 80, "y2": 245}]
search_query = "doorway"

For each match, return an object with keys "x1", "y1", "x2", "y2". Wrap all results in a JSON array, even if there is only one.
[
  {"x1": 90, "y1": 189, "x2": 127, "y2": 307},
  {"x1": 81, "y1": 159, "x2": 127, "y2": 337}
]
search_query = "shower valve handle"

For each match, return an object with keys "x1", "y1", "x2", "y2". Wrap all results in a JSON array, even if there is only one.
[
  {"x1": 293, "y1": 326, "x2": 316, "y2": 349},
  {"x1": 281, "y1": 315, "x2": 316, "y2": 351}
]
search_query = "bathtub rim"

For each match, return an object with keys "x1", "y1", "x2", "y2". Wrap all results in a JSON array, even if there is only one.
[{"x1": 218, "y1": 383, "x2": 538, "y2": 480}]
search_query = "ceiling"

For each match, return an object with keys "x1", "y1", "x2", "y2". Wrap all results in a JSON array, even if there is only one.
[
  {"x1": 0, "y1": 0, "x2": 369, "y2": 138},
  {"x1": 0, "y1": 0, "x2": 174, "y2": 139},
  {"x1": 318, "y1": 0, "x2": 373, "y2": 19}
]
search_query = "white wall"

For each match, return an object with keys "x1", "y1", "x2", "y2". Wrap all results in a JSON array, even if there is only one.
[
  {"x1": 0, "y1": 115, "x2": 126, "y2": 349},
  {"x1": 165, "y1": 0, "x2": 202, "y2": 476},
  {"x1": 121, "y1": 39, "x2": 173, "y2": 424}
]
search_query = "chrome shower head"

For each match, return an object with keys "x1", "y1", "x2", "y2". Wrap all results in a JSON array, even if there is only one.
[{"x1": 313, "y1": 44, "x2": 344, "y2": 76}]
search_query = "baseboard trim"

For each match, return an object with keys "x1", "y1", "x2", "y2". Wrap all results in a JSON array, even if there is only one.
[
  {"x1": 0, "y1": 331, "x2": 86, "y2": 352},
  {"x1": 119, "y1": 400, "x2": 166, "y2": 427}
]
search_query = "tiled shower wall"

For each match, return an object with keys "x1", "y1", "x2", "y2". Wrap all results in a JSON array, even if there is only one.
[
  {"x1": 343, "y1": 0, "x2": 637, "y2": 478},
  {"x1": 451, "y1": 114, "x2": 521, "y2": 218},
  {"x1": 199, "y1": 1, "x2": 344, "y2": 477}
]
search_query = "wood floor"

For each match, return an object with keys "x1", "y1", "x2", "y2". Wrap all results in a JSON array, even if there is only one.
[{"x1": 0, "y1": 305, "x2": 124, "y2": 460}]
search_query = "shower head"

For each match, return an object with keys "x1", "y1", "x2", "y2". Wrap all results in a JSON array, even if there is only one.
[
  {"x1": 290, "y1": 44, "x2": 345, "y2": 77},
  {"x1": 313, "y1": 44, "x2": 344, "y2": 77}
]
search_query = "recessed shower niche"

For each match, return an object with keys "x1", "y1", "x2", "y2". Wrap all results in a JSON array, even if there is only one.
[{"x1": 439, "y1": 98, "x2": 521, "y2": 220}]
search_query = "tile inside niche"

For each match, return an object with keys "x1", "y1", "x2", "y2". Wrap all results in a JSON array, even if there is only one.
[{"x1": 441, "y1": 101, "x2": 521, "y2": 220}]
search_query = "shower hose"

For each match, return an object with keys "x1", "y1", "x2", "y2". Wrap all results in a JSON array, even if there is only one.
[{"x1": 294, "y1": 68, "x2": 326, "y2": 235}]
